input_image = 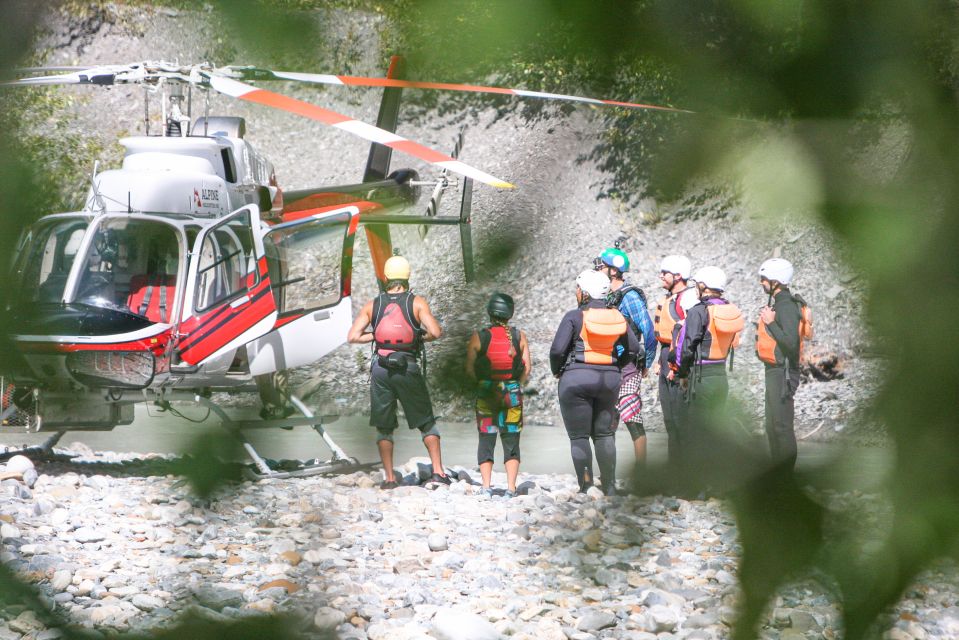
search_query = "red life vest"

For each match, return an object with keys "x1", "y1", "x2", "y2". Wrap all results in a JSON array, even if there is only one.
[
  {"x1": 372, "y1": 292, "x2": 421, "y2": 357},
  {"x1": 577, "y1": 308, "x2": 628, "y2": 365},
  {"x1": 756, "y1": 293, "x2": 813, "y2": 365},
  {"x1": 475, "y1": 326, "x2": 524, "y2": 381}
]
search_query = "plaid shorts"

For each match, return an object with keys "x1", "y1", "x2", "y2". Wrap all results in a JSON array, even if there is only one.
[
  {"x1": 617, "y1": 365, "x2": 643, "y2": 423},
  {"x1": 475, "y1": 380, "x2": 523, "y2": 434}
]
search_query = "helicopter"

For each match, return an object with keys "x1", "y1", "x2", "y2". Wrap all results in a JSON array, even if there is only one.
[{"x1": 0, "y1": 59, "x2": 681, "y2": 479}]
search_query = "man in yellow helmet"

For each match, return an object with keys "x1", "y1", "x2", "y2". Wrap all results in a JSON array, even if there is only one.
[{"x1": 347, "y1": 255, "x2": 449, "y2": 489}]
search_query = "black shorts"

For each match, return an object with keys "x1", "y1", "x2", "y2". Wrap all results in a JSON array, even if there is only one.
[
  {"x1": 369, "y1": 356, "x2": 436, "y2": 432},
  {"x1": 477, "y1": 431, "x2": 521, "y2": 464}
]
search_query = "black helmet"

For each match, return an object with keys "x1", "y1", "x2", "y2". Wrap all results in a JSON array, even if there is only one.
[{"x1": 487, "y1": 292, "x2": 514, "y2": 320}]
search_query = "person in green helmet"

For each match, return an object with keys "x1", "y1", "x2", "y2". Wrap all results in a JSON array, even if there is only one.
[{"x1": 595, "y1": 247, "x2": 657, "y2": 469}]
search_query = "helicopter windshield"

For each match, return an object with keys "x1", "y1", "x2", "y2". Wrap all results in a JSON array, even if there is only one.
[
  {"x1": 72, "y1": 218, "x2": 182, "y2": 322},
  {"x1": 10, "y1": 216, "x2": 90, "y2": 306}
]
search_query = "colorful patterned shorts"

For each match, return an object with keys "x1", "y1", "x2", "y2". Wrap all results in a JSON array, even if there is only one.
[
  {"x1": 475, "y1": 380, "x2": 523, "y2": 434},
  {"x1": 617, "y1": 365, "x2": 643, "y2": 423}
]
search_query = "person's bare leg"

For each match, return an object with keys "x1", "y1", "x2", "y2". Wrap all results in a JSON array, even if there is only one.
[
  {"x1": 633, "y1": 434, "x2": 648, "y2": 467},
  {"x1": 480, "y1": 461, "x2": 493, "y2": 487},
  {"x1": 423, "y1": 434, "x2": 447, "y2": 477},
  {"x1": 378, "y1": 438, "x2": 395, "y2": 482},
  {"x1": 505, "y1": 459, "x2": 519, "y2": 492}
]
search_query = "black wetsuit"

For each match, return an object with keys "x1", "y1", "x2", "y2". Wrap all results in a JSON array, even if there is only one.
[
  {"x1": 550, "y1": 299, "x2": 642, "y2": 494},
  {"x1": 761, "y1": 288, "x2": 802, "y2": 471},
  {"x1": 676, "y1": 297, "x2": 732, "y2": 489}
]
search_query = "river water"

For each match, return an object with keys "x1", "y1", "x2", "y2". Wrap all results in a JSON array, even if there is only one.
[{"x1": 0, "y1": 404, "x2": 892, "y2": 491}]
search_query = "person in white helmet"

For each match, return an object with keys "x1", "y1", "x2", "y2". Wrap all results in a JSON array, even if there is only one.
[
  {"x1": 549, "y1": 269, "x2": 642, "y2": 495},
  {"x1": 757, "y1": 258, "x2": 805, "y2": 472},
  {"x1": 674, "y1": 266, "x2": 744, "y2": 492},
  {"x1": 347, "y1": 254, "x2": 449, "y2": 489},
  {"x1": 653, "y1": 255, "x2": 694, "y2": 473}
]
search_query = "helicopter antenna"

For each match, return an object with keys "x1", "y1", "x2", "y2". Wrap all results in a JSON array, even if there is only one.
[
  {"x1": 160, "y1": 81, "x2": 168, "y2": 137},
  {"x1": 87, "y1": 160, "x2": 105, "y2": 214},
  {"x1": 127, "y1": 192, "x2": 132, "y2": 214},
  {"x1": 203, "y1": 88, "x2": 210, "y2": 136},
  {"x1": 143, "y1": 85, "x2": 150, "y2": 136}
]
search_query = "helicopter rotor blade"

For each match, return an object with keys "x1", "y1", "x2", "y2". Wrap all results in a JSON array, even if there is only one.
[
  {"x1": 3, "y1": 67, "x2": 119, "y2": 86},
  {"x1": 229, "y1": 66, "x2": 689, "y2": 114},
  {"x1": 206, "y1": 74, "x2": 514, "y2": 189}
]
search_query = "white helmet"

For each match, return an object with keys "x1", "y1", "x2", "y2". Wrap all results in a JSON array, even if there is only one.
[
  {"x1": 576, "y1": 269, "x2": 610, "y2": 300},
  {"x1": 693, "y1": 266, "x2": 727, "y2": 292},
  {"x1": 677, "y1": 287, "x2": 700, "y2": 313},
  {"x1": 759, "y1": 258, "x2": 793, "y2": 285},
  {"x1": 384, "y1": 255, "x2": 411, "y2": 280},
  {"x1": 660, "y1": 255, "x2": 692, "y2": 280}
]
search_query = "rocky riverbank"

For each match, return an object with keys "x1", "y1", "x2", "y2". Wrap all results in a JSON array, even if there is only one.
[{"x1": 1, "y1": 449, "x2": 957, "y2": 640}]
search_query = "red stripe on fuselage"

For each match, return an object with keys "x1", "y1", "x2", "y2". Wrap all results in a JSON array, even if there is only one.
[{"x1": 16, "y1": 331, "x2": 173, "y2": 356}]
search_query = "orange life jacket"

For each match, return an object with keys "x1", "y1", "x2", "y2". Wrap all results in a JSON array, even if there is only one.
[
  {"x1": 577, "y1": 308, "x2": 628, "y2": 365},
  {"x1": 653, "y1": 286, "x2": 692, "y2": 344},
  {"x1": 704, "y1": 302, "x2": 744, "y2": 360},
  {"x1": 756, "y1": 293, "x2": 813, "y2": 365}
]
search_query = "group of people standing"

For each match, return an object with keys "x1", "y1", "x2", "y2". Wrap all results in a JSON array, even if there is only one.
[{"x1": 347, "y1": 250, "x2": 810, "y2": 497}]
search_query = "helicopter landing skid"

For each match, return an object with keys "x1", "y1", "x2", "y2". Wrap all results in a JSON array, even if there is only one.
[
  {"x1": 192, "y1": 395, "x2": 377, "y2": 481},
  {"x1": 0, "y1": 430, "x2": 68, "y2": 463}
]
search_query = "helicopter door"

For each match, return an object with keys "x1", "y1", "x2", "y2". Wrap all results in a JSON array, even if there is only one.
[
  {"x1": 177, "y1": 205, "x2": 277, "y2": 366},
  {"x1": 246, "y1": 206, "x2": 359, "y2": 375}
]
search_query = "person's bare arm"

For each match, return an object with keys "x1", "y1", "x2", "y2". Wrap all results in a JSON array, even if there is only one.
[
  {"x1": 347, "y1": 300, "x2": 375, "y2": 344},
  {"x1": 519, "y1": 330, "x2": 532, "y2": 384},
  {"x1": 414, "y1": 296, "x2": 442, "y2": 341},
  {"x1": 465, "y1": 332, "x2": 480, "y2": 380}
]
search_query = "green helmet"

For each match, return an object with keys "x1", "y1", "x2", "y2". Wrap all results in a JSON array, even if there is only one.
[{"x1": 598, "y1": 247, "x2": 630, "y2": 274}]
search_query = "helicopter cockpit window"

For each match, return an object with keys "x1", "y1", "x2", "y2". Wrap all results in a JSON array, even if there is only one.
[
  {"x1": 195, "y1": 210, "x2": 258, "y2": 312},
  {"x1": 72, "y1": 219, "x2": 182, "y2": 320},
  {"x1": 265, "y1": 212, "x2": 349, "y2": 313},
  {"x1": 10, "y1": 217, "x2": 88, "y2": 305}
]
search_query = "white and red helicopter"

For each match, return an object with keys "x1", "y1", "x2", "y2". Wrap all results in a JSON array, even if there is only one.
[{"x1": 0, "y1": 59, "x2": 681, "y2": 478}]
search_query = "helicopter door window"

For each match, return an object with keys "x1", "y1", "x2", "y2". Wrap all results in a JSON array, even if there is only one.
[
  {"x1": 195, "y1": 210, "x2": 257, "y2": 312},
  {"x1": 220, "y1": 148, "x2": 237, "y2": 183},
  {"x1": 264, "y1": 212, "x2": 350, "y2": 314},
  {"x1": 73, "y1": 219, "x2": 182, "y2": 316},
  {"x1": 10, "y1": 218, "x2": 88, "y2": 305}
]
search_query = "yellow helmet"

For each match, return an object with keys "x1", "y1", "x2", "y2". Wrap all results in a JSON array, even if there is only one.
[{"x1": 384, "y1": 255, "x2": 411, "y2": 280}]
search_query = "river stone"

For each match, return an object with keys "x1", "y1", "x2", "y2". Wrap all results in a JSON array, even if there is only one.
[
  {"x1": 132, "y1": 594, "x2": 163, "y2": 612},
  {"x1": 576, "y1": 610, "x2": 617, "y2": 632},
  {"x1": 8, "y1": 610, "x2": 43, "y2": 634},
  {"x1": 428, "y1": 533, "x2": 448, "y2": 552},
  {"x1": 5, "y1": 455, "x2": 34, "y2": 475},
  {"x1": 22, "y1": 468, "x2": 38, "y2": 488},
  {"x1": 74, "y1": 527, "x2": 107, "y2": 544},
  {"x1": 789, "y1": 610, "x2": 822, "y2": 632},
  {"x1": 647, "y1": 605, "x2": 679, "y2": 633},
  {"x1": 535, "y1": 617, "x2": 566, "y2": 640},
  {"x1": 314, "y1": 607, "x2": 346, "y2": 630},
  {"x1": 191, "y1": 585, "x2": 244, "y2": 611},
  {"x1": 431, "y1": 608, "x2": 500, "y2": 640},
  {"x1": 0, "y1": 523, "x2": 21, "y2": 541},
  {"x1": 50, "y1": 570, "x2": 73, "y2": 592}
]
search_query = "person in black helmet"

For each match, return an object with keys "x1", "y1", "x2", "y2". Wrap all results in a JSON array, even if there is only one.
[{"x1": 466, "y1": 292, "x2": 531, "y2": 498}]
